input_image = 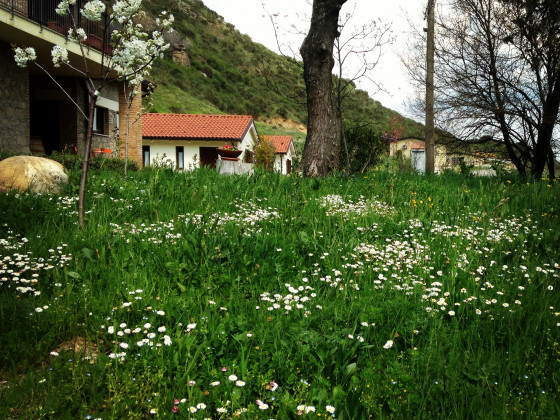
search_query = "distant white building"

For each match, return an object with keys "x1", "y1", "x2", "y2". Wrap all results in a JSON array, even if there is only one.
[{"x1": 263, "y1": 135, "x2": 297, "y2": 174}]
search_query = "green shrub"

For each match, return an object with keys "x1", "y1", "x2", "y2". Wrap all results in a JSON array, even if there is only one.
[
  {"x1": 49, "y1": 152, "x2": 139, "y2": 173},
  {"x1": 254, "y1": 139, "x2": 276, "y2": 170},
  {"x1": 0, "y1": 150, "x2": 21, "y2": 161}
]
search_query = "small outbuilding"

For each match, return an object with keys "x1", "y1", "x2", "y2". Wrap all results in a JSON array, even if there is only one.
[{"x1": 262, "y1": 135, "x2": 297, "y2": 175}]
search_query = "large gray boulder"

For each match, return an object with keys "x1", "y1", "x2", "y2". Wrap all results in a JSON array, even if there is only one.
[{"x1": 0, "y1": 156, "x2": 67, "y2": 194}]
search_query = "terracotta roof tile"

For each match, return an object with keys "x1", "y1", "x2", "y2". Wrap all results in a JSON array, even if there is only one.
[
  {"x1": 142, "y1": 113, "x2": 254, "y2": 140},
  {"x1": 411, "y1": 142, "x2": 426, "y2": 149},
  {"x1": 263, "y1": 135, "x2": 293, "y2": 154}
]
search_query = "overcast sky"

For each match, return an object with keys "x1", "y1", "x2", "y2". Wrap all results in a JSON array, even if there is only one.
[{"x1": 200, "y1": 0, "x2": 427, "y2": 117}]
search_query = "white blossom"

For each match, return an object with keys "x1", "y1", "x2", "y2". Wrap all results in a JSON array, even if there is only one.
[
  {"x1": 15, "y1": 0, "x2": 173, "y2": 123},
  {"x1": 51, "y1": 45, "x2": 69, "y2": 67},
  {"x1": 111, "y1": 0, "x2": 143, "y2": 20},
  {"x1": 68, "y1": 28, "x2": 88, "y2": 42},
  {"x1": 14, "y1": 47, "x2": 36, "y2": 68},
  {"x1": 55, "y1": 0, "x2": 76, "y2": 16},
  {"x1": 81, "y1": 0, "x2": 106, "y2": 21}
]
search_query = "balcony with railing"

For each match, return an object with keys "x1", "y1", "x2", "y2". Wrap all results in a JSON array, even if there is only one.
[{"x1": 0, "y1": 0, "x2": 113, "y2": 55}]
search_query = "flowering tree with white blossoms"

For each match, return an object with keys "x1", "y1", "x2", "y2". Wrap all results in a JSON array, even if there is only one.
[{"x1": 14, "y1": 0, "x2": 174, "y2": 228}]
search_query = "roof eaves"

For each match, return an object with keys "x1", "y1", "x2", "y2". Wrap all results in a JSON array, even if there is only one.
[
  {"x1": 145, "y1": 136, "x2": 245, "y2": 141},
  {"x1": 238, "y1": 117, "x2": 255, "y2": 141}
]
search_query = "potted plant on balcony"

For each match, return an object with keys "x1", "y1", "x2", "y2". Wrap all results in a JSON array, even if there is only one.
[{"x1": 216, "y1": 144, "x2": 242, "y2": 160}]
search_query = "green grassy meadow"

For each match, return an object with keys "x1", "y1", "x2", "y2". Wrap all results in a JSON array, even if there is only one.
[{"x1": 1, "y1": 166, "x2": 559, "y2": 419}]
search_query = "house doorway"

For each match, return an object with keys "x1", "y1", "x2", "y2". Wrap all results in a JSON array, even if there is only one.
[
  {"x1": 30, "y1": 100, "x2": 61, "y2": 155},
  {"x1": 29, "y1": 76, "x2": 78, "y2": 155},
  {"x1": 411, "y1": 149, "x2": 426, "y2": 174},
  {"x1": 199, "y1": 147, "x2": 218, "y2": 168},
  {"x1": 142, "y1": 146, "x2": 150, "y2": 167}
]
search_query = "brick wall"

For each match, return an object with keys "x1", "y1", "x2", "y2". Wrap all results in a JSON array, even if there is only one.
[
  {"x1": 0, "y1": 42, "x2": 30, "y2": 154},
  {"x1": 118, "y1": 84, "x2": 143, "y2": 166}
]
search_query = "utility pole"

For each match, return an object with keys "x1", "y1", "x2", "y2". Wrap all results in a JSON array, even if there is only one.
[{"x1": 425, "y1": 0, "x2": 436, "y2": 173}]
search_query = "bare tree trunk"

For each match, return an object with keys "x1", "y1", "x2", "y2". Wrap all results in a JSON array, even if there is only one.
[
  {"x1": 78, "y1": 96, "x2": 96, "y2": 229},
  {"x1": 532, "y1": 131, "x2": 549, "y2": 179},
  {"x1": 533, "y1": 99, "x2": 560, "y2": 178},
  {"x1": 300, "y1": 0, "x2": 347, "y2": 177},
  {"x1": 337, "y1": 103, "x2": 350, "y2": 175},
  {"x1": 125, "y1": 104, "x2": 130, "y2": 177},
  {"x1": 547, "y1": 146, "x2": 555, "y2": 179},
  {"x1": 340, "y1": 121, "x2": 350, "y2": 175},
  {"x1": 334, "y1": 39, "x2": 349, "y2": 176},
  {"x1": 425, "y1": 0, "x2": 435, "y2": 173}
]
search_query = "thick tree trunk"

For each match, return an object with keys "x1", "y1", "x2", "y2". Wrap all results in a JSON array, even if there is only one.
[
  {"x1": 532, "y1": 130, "x2": 550, "y2": 179},
  {"x1": 300, "y1": 0, "x2": 347, "y2": 177}
]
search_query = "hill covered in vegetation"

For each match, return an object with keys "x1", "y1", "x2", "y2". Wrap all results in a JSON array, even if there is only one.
[{"x1": 142, "y1": 0, "x2": 425, "y2": 148}]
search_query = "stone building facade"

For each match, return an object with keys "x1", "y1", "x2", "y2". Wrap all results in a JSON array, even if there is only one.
[
  {"x1": 1, "y1": 61, "x2": 122, "y2": 158},
  {"x1": 0, "y1": 42, "x2": 30, "y2": 154}
]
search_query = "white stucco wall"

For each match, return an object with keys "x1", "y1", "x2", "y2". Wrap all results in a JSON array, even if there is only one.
[
  {"x1": 273, "y1": 142, "x2": 296, "y2": 174},
  {"x1": 144, "y1": 141, "x2": 201, "y2": 169},
  {"x1": 239, "y1": 124, "x2": 258, "y2": 155},
  {"x1": 218, "y1": 159, "x2": 254, "y2": 175},
  {"x1": 274, "y1": 154, "x2": 285, "y2": 173}
]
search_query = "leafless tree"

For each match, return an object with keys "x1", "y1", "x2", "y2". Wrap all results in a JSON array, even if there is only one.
[
  {"x1": 333, "y1": 6, "x2": 393, "y2": 174},
  {"x1": 266, "y1": 1, "x2": 392, "y2": 176},
  {"x1": 405, "y1": 0, "x2": 560, "y2": 178}
]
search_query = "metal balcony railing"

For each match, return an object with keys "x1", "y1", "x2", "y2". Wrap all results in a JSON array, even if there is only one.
[{"x1": 0, "y1": 0, "x2": 113, "y2": 55}]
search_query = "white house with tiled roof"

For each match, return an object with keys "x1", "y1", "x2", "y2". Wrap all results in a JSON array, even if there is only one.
[
  {"x1": 142, "y1": 113, "x2": 259, "y2": 169},
  {"x1": 263, "y1": 135, "x2": 297, "y2": 174}
]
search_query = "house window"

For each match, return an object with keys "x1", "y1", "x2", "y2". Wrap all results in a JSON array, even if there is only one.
[
  {"x1": 93, "y1": 106, "x2": 108, "y2": 134},
  {"x1": 176, "y1": 146, "x2": 184, "y2": 170},
  {"x1": 244, "y1": 150, "x2": 254, "y2": 163},
  {"x1": 142, "y1": 146, "x2": 150, "y2": 168},
  {"x1": 451, "y1": 156, "x2": 465, "y2": 165}
]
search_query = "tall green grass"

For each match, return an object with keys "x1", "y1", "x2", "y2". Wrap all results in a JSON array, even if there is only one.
[{"x1": 0, "y1": 167, "x2": 558, "y2": 419}]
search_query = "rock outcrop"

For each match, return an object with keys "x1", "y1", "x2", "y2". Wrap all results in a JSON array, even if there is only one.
[
  {"x1": 172, "y1": 44, "x2": 190, "y2": 66},
  {"x1": 0, "y1": 156, "x2": 68, "y2": 194}
]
